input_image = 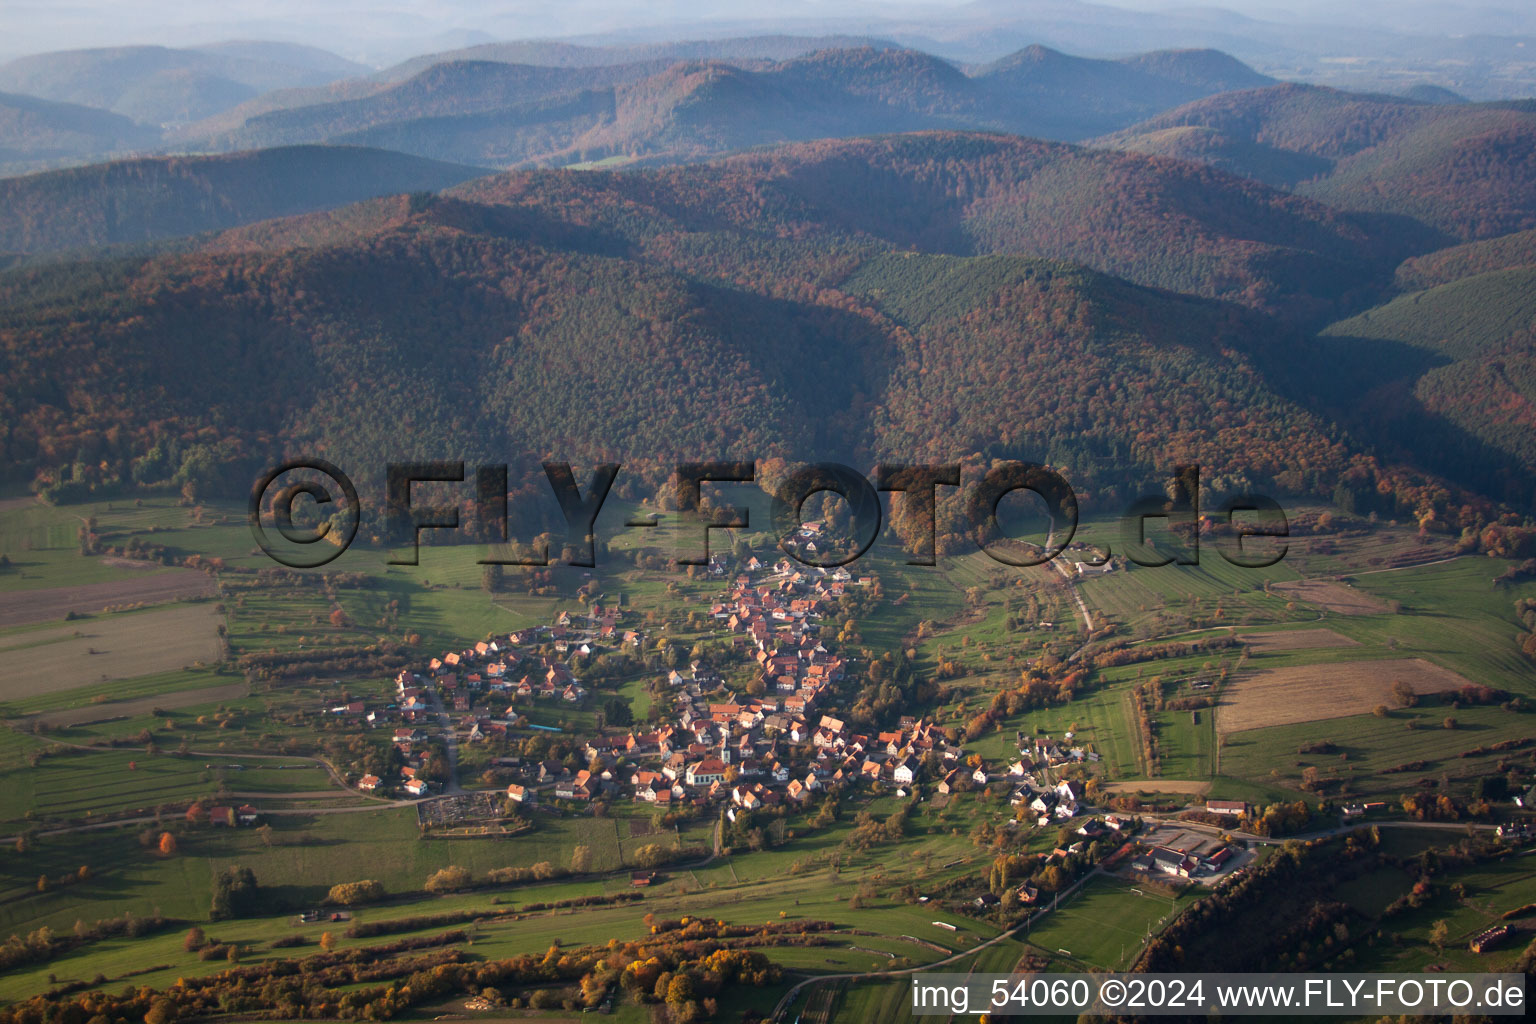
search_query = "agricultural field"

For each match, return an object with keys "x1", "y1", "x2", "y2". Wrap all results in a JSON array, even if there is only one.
[
  {"x1": 1235, "y1": 627, "x2": 1359, "y2": 653},
  {"x1": 0, "y1": 568, "x2": 217, "y2": 626},
  {"x1": 1216, "y1": 657, "x2": 1474, "y2": 734},
  {"x1": 1272, "y1": 578, "x2": 1390, "y2": 616},
  {"x1": 1219, "y1": 700, "x2": 1532, "y2": 799},
  {"x1": 3, "y1": 603, "x2": 225, "y2": 698}
]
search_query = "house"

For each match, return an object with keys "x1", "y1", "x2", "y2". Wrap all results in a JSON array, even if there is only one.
[
  {"x1": 937, "y1": 769, "x2": 960, "y2": 795},
  {"x1": 631, "y1": 871, "x2": 657, "y2": 887},
  {"x1": 685, "y1": 758, "x2": 729, "y2": 787},
  {"x1": 892, "y1": 761, "x2": 916, "y2": 786},
  {"x1": 403, "y1": 778, "x2": 429, "y2": 797},
  {"x1": 1206, "y1": 799, "x2": 1247, "y2": 816},
  {"x1": 505, "y1": 783, "x2": 529, "y2": 803},
  {"x1": 358, "y1": 774, "x2": 381, "y2": 792},
  {"x1": 236, "y1": 804, "x2": 260, "y2": 826},
  {"x1": 973, "y1": 893, "x2": 1000, "y2": 908},
  {"x1": 562, "y1": 769, "x2": 594, "y2": 800}
]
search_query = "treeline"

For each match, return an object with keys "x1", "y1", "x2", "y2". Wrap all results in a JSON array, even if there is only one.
[
  {"x1": 237, "y1": 642, "x2": 414, "y2": 682},
  {"x1": 0, "y1": 923, "x2": 787, "y2": 1024},
  {"x1": 1090, "y1": 635, "x2": 1239, "y2": 669},
  {"x1": 345, "y1": 892, "x2": 645, "y2": 939},
  {"x1": 0, "y1": 912, "x2": 170, "y2": 975}
]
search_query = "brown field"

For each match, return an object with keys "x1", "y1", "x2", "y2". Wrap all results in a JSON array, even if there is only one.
[
  {"x1": 0, "y1": 569, "x2": 216, "y2": 627},
  {"x1": 1217, "y1": 658, "x2": 1473, "y2": 734},
  {"x1": 0, "y1": 604, "x2": 224, "y2": 700},
  {"x1": 1236, "y1": 628, "x2": 1361, "y2": 653},
  {"x1": 1271, "y1": 579, "x2": 1390, "y2": 615},
  {"x1": 22, "y1": 681, "x2": 249, "y2": 727}
]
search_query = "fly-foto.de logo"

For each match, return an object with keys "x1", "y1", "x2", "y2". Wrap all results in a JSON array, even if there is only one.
[{"x1": 249, "y1": 460, "x2": 1289, "y2": 570}]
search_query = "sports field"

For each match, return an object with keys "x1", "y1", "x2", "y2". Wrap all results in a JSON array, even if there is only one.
[{"x1": 1021, "y1": 876, "x2": 1191, "y2": 970}]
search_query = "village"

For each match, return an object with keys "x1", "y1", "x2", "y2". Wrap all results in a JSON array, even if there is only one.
[
  {"x1": 316, "y1": 547, "x2": 1258, "y2": 899},
  {"x1": 339, "y1": 555, "x2": 1093, "y2": 816}
]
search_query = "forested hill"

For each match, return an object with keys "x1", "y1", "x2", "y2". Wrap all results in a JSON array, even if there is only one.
[
  {"x1": 0, "y1": 147, "x2": 488, "y2": 254},
  {"x1": 446, "y1": 133, "x2": 1425, "y2": 321},
  {"x1": 1096, "y1": 83, "x2": 1536, "y2": 240},
  {"x1": 1318, "y1": 263, "x2": 1536, "y2": 508},
  {"x1": 0, "y1": 132, "x2": 1468, "y2": 524},
  {"x1": 0, "y1": 90, "x2": 158, "y2": 176}
]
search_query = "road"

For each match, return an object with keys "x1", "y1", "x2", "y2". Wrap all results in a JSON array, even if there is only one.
[{"x1": 424, "y1": 683, "x2": 464, "y2": 794}]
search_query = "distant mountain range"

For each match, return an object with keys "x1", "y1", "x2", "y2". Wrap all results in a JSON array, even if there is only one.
[
  {"x1": 0, "y1": 41, "x2": 1272, "y2": 175},
  {"x1": 0, "y1": 42, "x2": 368, "y2": 127},
  {"x1": 185, "y1": 44, "x2": 1273, "y2": 164}
]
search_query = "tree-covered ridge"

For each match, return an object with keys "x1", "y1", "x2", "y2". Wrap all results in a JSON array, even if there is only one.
[
  {"x1": 0, "y1": 132, "x2": 1508, "y2": 529},
  {"x1": 0, "y1": 146, "x2": 488, "y2": 254},
  {"x1": 1097, "y1": 83, "x2": 1536, "y2": 241},
  {"x1": 0, "y1": 90, "x2": 158, "y2": 176},
  {"x1": 1318, "y1": 264, "x2": 1536, "y2": 507},
  {"x1": 1394, "y1": 226, "x2": 1536, "y2": 290},
  {"x1": 443, "y1": 132, "x2": 1416, "y2": 322},
  {"x1": 843, "y1": 252, "x2": 1359, "y2": 498}
]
